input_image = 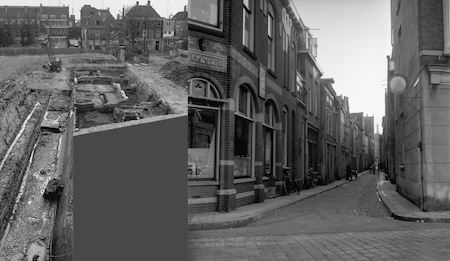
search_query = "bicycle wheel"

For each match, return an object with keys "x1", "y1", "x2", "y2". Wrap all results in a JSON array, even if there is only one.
[{"x1": 284, "y1": 179, "x2": 291, "y2": 195}]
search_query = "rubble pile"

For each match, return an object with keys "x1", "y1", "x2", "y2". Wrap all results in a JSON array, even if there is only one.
[{"x1": 159, "y1": 60, "x2": 189, "y2": 85}]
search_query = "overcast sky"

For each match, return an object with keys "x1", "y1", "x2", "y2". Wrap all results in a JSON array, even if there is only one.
[
  {"x1": 294, "y1": 0, "x2": 391, "y2": 134},
  {"x1": 1, "y1": 0, "x2": 187, "y2": 20}
]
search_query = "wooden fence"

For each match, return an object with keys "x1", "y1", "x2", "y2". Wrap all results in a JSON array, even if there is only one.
[{"x1": 0, "y1": 47, "x2": 84, "y2": 56}]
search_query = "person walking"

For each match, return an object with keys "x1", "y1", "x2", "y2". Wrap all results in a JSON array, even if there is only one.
[{"x1": 346, "y1": 163, "x2": 352, "y2": 180}]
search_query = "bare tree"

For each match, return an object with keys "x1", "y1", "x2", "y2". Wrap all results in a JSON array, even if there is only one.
[
  {"x1": 124, "y1": 5, "x2": 156, "y2": 53},
  {"x1": 124, "y1": 5, "x2": 139, "y2": 51},
  {"x1": 0, "y1": 12, "x2": 16, "y2": 46},
  {"x1": 20, "y1": 13, "x2": 38, "y2": 46}
]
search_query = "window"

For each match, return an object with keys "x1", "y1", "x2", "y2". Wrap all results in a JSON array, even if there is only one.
[
  {"x1": 95, "y1": 29, "x2": 100, "y2": 37},
  {"x1": 61, "y1": 15, "x2": 67, "y2": 19},
  {"x1": 188, "y1": 79, "x2": 221, "y2": 180},
  {"x1": 264, "y1": 102, "x2": 276, "y2": 176},
  {"x1": 156, "y1": 21, "x2": 162, "y2": 27},
  {"x1": 290, "y1": 42, "x2": 296, "y2": 91},
  {"x1": 234, "y1": 86, "x2": 255, "y2": 178},
  {"x1": 315, "y1": 81, "x2": 319, "y2": 115},
  {"x1": 308, "y1": 128, "x2": 319, "y2": 171},
  {"x1": 327, "y1": 108, "x2": 333, "y2": 135},
  {"x1": 41, "y1": 14, "x2": 48, "y2": 19},
  {"x1": 242, "y1": 0, "x2": 254, "y2": 51},
  {"x1": 155, "y1": 29, "x2": 161, "y2": 38},
  {"x1": 96, "y1": 21, "x2": 100, "y2": 26},
  {"x1": 188, "y1": 0, "x2": 221, "y2": 28},
  {"x1": 89, "y1": 30, "x2": 94, "y2": 37},
  {"x1": 443, "y1": 0, "x2": 450, "y2": 54},
  {"x1": 149, "y1": 29, "x2": 155, "y2": 38},
  {"x1": 267, "y1": 3, "x2": 275, "y2": 70},
  {"x1": 49, "y1": 15, "x2": 56, "y2": 19},
  {"x1": 308, "y1": 74, "x2": 313, "y2": 112}
]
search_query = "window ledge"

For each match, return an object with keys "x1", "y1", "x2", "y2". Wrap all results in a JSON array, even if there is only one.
[
  {"x1": 268, "y1": 69, "x2": 277, "y2": 79},
  {"x1": 263, "y1": 176, "x2": 269, "y2": 181},
  {"x1": 297, "y1": 100, "x2": 306, "y2": 108},
  {"x1": 188, "y1": 180, "x2": 220, "y2": 186},
  {"x1": 243, "y1": 46, "x2": 257, "y2": 60},
  {"x1": 188, "y1": 23, "x2": 225, "y2": 38},
  {"x1": 234, "y1": 177, "x2": 256, "y2": 184}
]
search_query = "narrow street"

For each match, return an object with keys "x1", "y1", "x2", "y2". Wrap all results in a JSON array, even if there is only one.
[{"x1": 188, "y1": 173, "x2": 450, "y2": 261}]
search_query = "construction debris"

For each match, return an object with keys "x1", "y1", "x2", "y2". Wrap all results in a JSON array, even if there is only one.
[
  {"x1": 43, "y1": 178, "x2": 64, "y2": 201},
  {"x1": 159, "y1": 60, "x2": 189, "y2": 85}
]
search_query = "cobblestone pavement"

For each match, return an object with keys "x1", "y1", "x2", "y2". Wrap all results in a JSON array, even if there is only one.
[{"x1": 188, "y1": 174, "x2": 450, "y2": 260}]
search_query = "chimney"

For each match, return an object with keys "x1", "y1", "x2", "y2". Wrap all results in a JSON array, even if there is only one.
[
  {"x1": 136, "y1": 1, "x2": 139, "y2": 5},
  {"x1": 107, "y1": 7, "x2": 110, "y2": 12},
  {"x1": 184, "y1": 5, "x2": 187, "y2": 12},
  {"x1": 122, "y1": 6, "x2": 124, "y2": 17},
  {"x1": 148, "y1": 1, "x2": 150, "y2": 5}
]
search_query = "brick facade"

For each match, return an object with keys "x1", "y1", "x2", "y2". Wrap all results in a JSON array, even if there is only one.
[{"x1": 188, "y1": 0, "x2": 329, "y2": 213}]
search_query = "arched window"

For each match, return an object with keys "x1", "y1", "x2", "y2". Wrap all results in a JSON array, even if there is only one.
[
  {"x1": 234, "y1": 85, "x2": 255, "y2": 178},
  {"x1": 264, "y1": 102, "x2": 276, "y2": 177},
  {"x1": 188, "y1": 78, "x2": 221, "y2": 180}
]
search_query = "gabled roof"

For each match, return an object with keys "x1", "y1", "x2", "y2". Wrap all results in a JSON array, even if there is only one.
[
  {"x1": 41, "y1": 6, "x2": 69, "y2": 16},
  {"x1": 172, "y1": 11, "x2": 187, "y2": 21},
  {"x1": 86, "y1": 9, "x2": 116, "y2": 27},
  {"x1": 126, "y1": 5, "x2": 160, "y2": 19},
  {"x1": 108, "y1": 30, "x2": 130, "y2": 40}
]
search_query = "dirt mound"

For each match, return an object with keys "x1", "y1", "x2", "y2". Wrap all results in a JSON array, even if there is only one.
[{"x1": 159, "y1": 60, "x2": 189, "y2": 85}]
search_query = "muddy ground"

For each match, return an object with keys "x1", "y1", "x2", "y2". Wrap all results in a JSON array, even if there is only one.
[{"x1": 0, "y1": 52, "x2": 187, "y2": 260}]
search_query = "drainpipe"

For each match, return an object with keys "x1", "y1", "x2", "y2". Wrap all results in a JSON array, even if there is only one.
[{"x1": 419, "y1": 71, "x2": 425, "y2": 211}]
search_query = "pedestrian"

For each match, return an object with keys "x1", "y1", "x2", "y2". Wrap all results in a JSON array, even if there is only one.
[
  {"x1": 375, "y1": 163, "x2": 379, "y2": 174},
  {"x1": 346, "y1": 163, "x2": 352, "y2": 180},
  {"x1": 370, "y1": 164, "x2": 374, "y2": 174}
]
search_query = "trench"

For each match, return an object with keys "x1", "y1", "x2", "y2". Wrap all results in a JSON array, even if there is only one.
[{"x1": 72, "y1": 64, "x2": 172, "y2": 129}]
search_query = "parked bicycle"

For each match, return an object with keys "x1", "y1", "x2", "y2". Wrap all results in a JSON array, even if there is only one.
[
  {"x1": 283, "y1": 170, "x2": 301, "y2": 195},
  {"x1": 305, "y1": 168, "x2": 314, "y2": 189}
]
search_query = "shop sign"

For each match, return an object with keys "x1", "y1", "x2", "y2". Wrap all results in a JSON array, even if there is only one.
[{"x1": 188, "y1": 49, "x2": 227, "y2": 72}]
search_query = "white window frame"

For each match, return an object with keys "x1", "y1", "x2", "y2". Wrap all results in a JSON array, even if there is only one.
[
  {"x1": 263, "y1": 102, "x2": 276, "y2": 177},
  {"x1": 234, "y1": 86, "x2": 256, "y2": 178},
  {"x1": 267, "y1": 3, "x2": 275, "y2": 71},
  {"x1": 242, "y1": 0, "x2": 254, "y2": 52},
  {"x1": 188, "y1": 0, "x2": 223, "y2": 31},
  {"x1": 444, "y1": 0, "x2": 450, "y2": 54},
  {"x1": 188, "y1": 78, "x2": 222, "y2": 180}
]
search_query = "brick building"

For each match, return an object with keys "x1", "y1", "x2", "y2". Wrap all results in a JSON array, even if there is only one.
[
  {"x1": 385, "y1": 0, "x2": 450, "y2": 211},
  {"x1": 187, "y1": 0, "x2": 327, "y2": 213},
  {"x1": 125, "y1": 1, "x2": 163, "y2": 52},
  {"x1": 0, "y1": 5, "x2": 70, "y2": 47},
  {"x1": 80, "y1": 5, "x2": 116, "y2": 51},
  {"x1": 320, "y1": 78, "x2": 337, "y2": 183}
]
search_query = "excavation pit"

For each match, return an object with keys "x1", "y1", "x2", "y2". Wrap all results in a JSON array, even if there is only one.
[{"x1": 74, "y1": 65, "x2": 172, "y2": 129}]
